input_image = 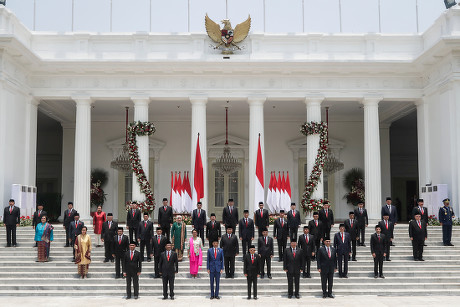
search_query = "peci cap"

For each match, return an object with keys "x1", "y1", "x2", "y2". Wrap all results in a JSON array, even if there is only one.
[
  {"x1": 417, "y1": 199, "x2": 424, "y2": 203},
  {"x1": 279, "y1": 210, "x2": 285, "y2": 213},
  {"x1": 349, "y1": 211, "x2": 354, "y2": 215},
  {"x1": 313, "y1": 211, "x2": 319, "y2": 215},
  {"x1": 259, "y1": 201, "x2": 264, "y2": 205},
  {"x1": 117, "y1": 227, "x2": 124, "y2": 231},
  {"x1": 339, "y1": 223, "x2": 345, "y2": 228},
  {"x1": 249, "y1": 245, "x2": 255, "y2": 249},
  {"x1": 107, "y1": 213, "x2": 113, "y2": 216},
  {"x1": 197, "y1": 201, "x2": 202, "y2": 205},
  {"x1": 303, "y1": 225, "x2": 309, "y2": 229},
  {"x1": 162, "y1": 198, "x2": 168, "y2": 202},
  {"x1": 383, "y1": 212, "x2": 389, "y2": 217},
  {"x1": 156, "y1": 227, "x2": 162, "y2": 231},
  {"x1": 243, "y1": 209, "x2": 249, "y2": 213},
  {"x1": 261, "y1": 227, "x2": 268, "y2": 232},
  {"x1": 386, "y1": 197, "x2": 392, "y2": 201},
  {"x1": 228, "y1": 198, "x2": 234, "y2": 202},
  {"x1": 210, "y1": 213, "x2": 216, "y2": 217},
  {"x1": 291, "y1": 203, "x2": 296, "y2": 206}
]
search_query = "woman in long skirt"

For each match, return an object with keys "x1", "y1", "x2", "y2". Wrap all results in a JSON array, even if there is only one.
[
  {"x1": 35, "y1": 215, "x2": 54, "y2": 262},
  {"x1": 92, "y1": 205, "x2": 106, "y2": 247},
  {"x1": 188, "y1": 229, "x2": 203, "y2": 278},
  {"x1": 75, "y1": 226, "x2": 92, "y2": 278}
]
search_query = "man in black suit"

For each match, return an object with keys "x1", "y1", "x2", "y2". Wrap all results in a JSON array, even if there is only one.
[
  {"x1": 378, "y1": 213, "x2": 394, "y2": 261},
  {"x1": 317, "y1": 237, "x2": 337, "y2": 298},
  {"x1": 333, "y1": 224, "x2": 351, "y2": 278},
  {"x1": 101, "y1": 213, "x2": 118, "y2": 262},
  {"x1": 298, "y1": 226, "x2": 315, "y2": 278},
  {"x1": 152, "y1": 227, "x2": 167, "y2": 278},
  {"x1": 257, "y1": 228, "x2": 274, "y2": 279},
  {"x1": 370, "y1": 225, "x2": 386, "y2": 278},
  {"x1": 3, "y1": 199, "x2": 20, "y2": 247},
  {"x1": 206, "y1": 213, "x2": 221, "y2": 247},
  {"x1": 409, "y1": 213, "x2": 427, "y2": 261},
  {"x1": 137, "y1": 212, "x2": 153, "y2": 262},
  {"x1": 344, "y1": 211, "x2": 359, "y2": 261},
  {"x1": 239, "y1": 209, "x2": 255, "y2": 256},
  {"x1": 220, "y1": 227, "x2": 239, "y2": 278},
  {"x1": 319, "y1": 202, "x2": 334, "y2": 240},
  {"x1": 244, "y1": 245, "x2": 260, "y2": 300},
  {"x1": 354, "y1": 202, "x2": 368, "y2": 246},
  {"x1": 63, "y1": 201, "x2": 76, "y2": 247},
  {"x1": 112, "y1": 227, "x2": 129, "y2": 279},
  {"x1": 287, "y1": 203, "x2": 301, "y2": 242},
  {"x1": 126, "y1": 202, "x2": 141, "y2": 245},
  {"x1": 33, "y1": 204, "x2": 47, "y2": 247},
  {"x1": 412, "y1": 199, "x2": 428, "y2": 225},
  {"x1": 274, "y1": 210, "x2": 289, "y2": 261},
  {"x1": 158, "y1": 198, "x2": 173, "y2": 240},
  {"x1": 222, "y1": 198, "x2": 239, "y2": 230},
  {"x1": 123, "y1": 242, "x2": 142, "y2": 299},
  {"x1": 254, "y1": 202, "x2": 269, "y2": 237},
  {"x1": 381, "y1": 197, "x2": 398, "y2": 225},
  {"x1": 308, "y1": 212, "x2": 323, "y2": 257},
  {"x1": 69, "y1": 213, "x2": 84, "y2": 260},
  {"x1": 192, "y1": 201, "x2": 206, "y2": 244},
  {"x1": 159, "y1": 241, "x2": 179, "y2": 300},
  {"x1": 283, "y1": 240, "x2": 304, "y2": 299}
]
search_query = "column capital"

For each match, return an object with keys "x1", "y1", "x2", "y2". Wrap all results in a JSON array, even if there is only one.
[
  {"x1": 131, "y1": 96, "x2": 151, "y2": 106},
  {"x1": 304, "y1": 95, "x2": 324, "y2": 106},
  {"x1": 71, "y1": 95, "x2": 93, "y2": 106},
  {"x1": 414, "y1": 97, "x2": 427, "y2": 107},
  {"x1": 361, "y1": 96, "x2": 383, "y2": 106},
  {"x1": 247, "y1": 96, "x2": 266, "y2": 106},
  {"x1": 28, "y1": 96, "x2": 40, "y2": 107},
  {"x1": 189, "y1": 96, "x2": 208, "y2": 105}
]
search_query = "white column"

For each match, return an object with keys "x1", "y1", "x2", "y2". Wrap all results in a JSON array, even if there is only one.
[
  {"x1": 73, "y1": 97, "x2": 93, "y2": 221},
  {"x1": 0, "y1": 84, "x2": 6, "y2": 205},
  {"x1": 415, "y1": 98, "x2": 431, "y2": 186},
  {"x1": 304, "y1": 96, "x2": 324, "y2": 201},
  {"x1": 190, "y1": 97, "x2": 208, "y2": 212},
  {"x1": 248, "y1": 97, "x2": 265, "y2": 213},
  {"x1": 132, "y1": 97, "x2": 150, "y2": 202},
  {"x1": 361, "y1": 97, "x2": 383, "y2": 220},
  {"x1": 24, "y1": 97, "x2": 39, "y2": 187},
  {"x1": 61, "y1": 123, "x2": 75, "y2": 215}
]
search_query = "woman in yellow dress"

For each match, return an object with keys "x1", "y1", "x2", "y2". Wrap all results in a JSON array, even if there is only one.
[{"x1": 74, "y1": 226, "x2": 92, "y2": 278}]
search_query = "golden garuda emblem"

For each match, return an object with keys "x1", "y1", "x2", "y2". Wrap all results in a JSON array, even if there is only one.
[{"x1": 205, "y1": 14, "x2": 251, "y2": 54}]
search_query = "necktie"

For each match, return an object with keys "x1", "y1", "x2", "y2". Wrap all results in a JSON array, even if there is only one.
[
  {"x1": 378, "y1": 234, "x2": 380, "y2": 241},
  {"x1": 228, "y1": 234, "x2": 230, "y2": 238},
  {"x1": 9, "y1": 207, "x2": 12, "y2": 214},
  {"x1": 385, "y1": 221, "x2": 388, "y2": 229},
  {"x1": 214, "y1": 248, "x2": 217, "y2": 259},
  {"x1": 420, "y1": 207, "x2": 424, "y2": 215},
  {"x1": 39, "y1": 210, "x2": 41, "y2": 216},
  {"x1": 341, "y1": 233, "x2": 344, "y2": 243},
  {"x1": 245, "y1": 219, "x2": 248, "y2": 227},
  {"x1": 109, "y1": 222, "x2": 111, "y2": 228},
  {"x1": 327, "y1": 247, "x2": 331, "y2": 258},
  {"x1": 230, "y1": 207, "x2": 232, "y2": 214},
  {"x1": 68, "y1": 210, "x2": 71, "y2": 217},
  {"x1": 198, "y1": 210, "x2": 201, "y2": 218},
  {"x1": 75, "y1": 221, "x2": 78, "y2": 228},
  {"x1": 265, "y1": 237, "x2": 267, "y2": 245},
  {"x1": 164, "y1": 206, "x2": 167, "y2": 211},
  {"x1": 260, "y1": 210, "x2": 263, "y2": 218},
  {"x1": 119, "y1": 236, "x2": 121, "y2": 244},
  {"x1": 293, "y1": 249, "x2": 296, "y2": 258},
  {"x1": 158, "y1": 236, "x2": 161, "y2": 244},
  {"x1": 388, "y1": 205, "x2": 391, "y2": 213},
  {"x1": 212, "y1": 222, "x2": 215, "y2": 229},
  {"x1": 315, "y1": 220, "x2": 318, "y2": 226},
  {"x1": 326, "y1": 209, "x2": 328, "y2": 218},
  {"x1": 281, "y1": 219, "x2": 284, "y2": 228},
  {"x1": 305, "y1": 234, "x2": 308, "y2": 243},
  {"x1": 360, "y1": 208, "x2": 363, "y2": 214},
  {"x1": 351, "y1": 219, "x2": 353, "y2": 227},
  {"x1": 130, "y1": 251, "x2": 133, "y2": 260},
  {"x1": 144, "y1": 221, "x2": 147, "y2": 228},
  {"x1": 251, "y1": 254, "x2": 254, "y2": 264},
  {"x1": 132, "y1": 210, "x2": 135, "y2": 217},
  {"x1": 293, "y1": 210, "x2": 296, "y2": 217},
  {"x1": 418, "y1": 221, "x2": 421, "y2": 229},
  {"x1": 167, "y1": 251, "x2": 170, "y2": 261}
]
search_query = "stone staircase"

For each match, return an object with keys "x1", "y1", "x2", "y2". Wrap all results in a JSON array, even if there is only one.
[{"x1": 1, "y1": 224, "x2": 460, "y2": 297}]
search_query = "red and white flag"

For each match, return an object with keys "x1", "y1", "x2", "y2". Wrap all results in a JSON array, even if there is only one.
[
  {"x1": 281, "y1": 172, "x2": 287, "y2": 211},
  {"x1": 177, "y1": 172, "x2": 183, "y2": 213},
  {"x1": 254, "y1": 134, "x2": 265, "y2": 211},
  {"x1": 275, "y1": 172, "x2": 282, "y2": 212},
  {"x1": 266, "y1": 172, "x2": 274, "y2": 213},
  {"x1": 170, "y1": 171, "x2": 174, "y2": 207},
  {"x1": 183, "y1": 172, "x2": 193, "y2": 213},
  {"x1": 172, "y1": 172, "x2": 178, "y2": 212},
  {"x1": 192, "y1": 134, "x2": 204, "y2": 206},
  {"x1": 285, "y1": 171, "x2": 292, "y2": 211}
]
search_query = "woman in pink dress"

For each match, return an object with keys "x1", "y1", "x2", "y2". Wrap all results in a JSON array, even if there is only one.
[
  {"x1": 188, "y1": 229, "x2": 203, "y2": 278},
  {"x1": 92, "y1": 205, "x2": 106, "y2": 247}
]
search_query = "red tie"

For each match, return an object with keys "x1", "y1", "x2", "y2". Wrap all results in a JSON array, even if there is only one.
[
  {"x1": 341, "y1": 233, "x2": 344, "y2": 243},
  {"x1": 109, "y1": 222, "x2": 111, "y2": 228},
  {"x1": 306, "y1": 235, "x2": 308, "y2": 243},
  {"x1": 351, "y1": 220, "x2": 353, "y2": 227},
  {"x1": 130, "y1": 251, "x2": 133, "y2": 260},
  {"x1": 418, "y1": 221, "x2": 421, "y2": 229},
  {"x1": 327, "y1": 247, "x2": 331, "y2": 258},
  {"x1": 293, "y1": 249, "x2": 296, "y2": 258},
  {"x1": 281, "y1": 219, "x2": 284, "y2": 228},
  {"x1": 315, "y1": 220, "x2": 318, "y2": 226},
  {"x1": 378, "y1": 235, "x2": 380, "y2": 241},
  {"x1": 119, "y1": 237, "x2": 122, "y2": 244},
  {"x1": 326, "y1": 210, "x2": 328, "y2": 218},
  {"x1": 75, "y1": 221, "x2": 78, "y2": 228},
  {"x1": 212, "y1": 222, "x2": 215, "y2": 229},
  {"x1": 214, "y1": 248, "x2": 217, "y2": 259},
  {"x1": 265, "y1": 237, "x2": 267, "y2": 245},
  {"x1": 144, "y1": 222, "x2": 147, "y2": 228},
  {"x1": 386, "y1": 221, "x2": 388, "y2": 230},
  {"x1": 260, "y1": 210, "x2": 263, "y2": 218},
  {"x1": 251, "y1": 254, "x2": 254, "y2": 264},
  {"x1": 245, "y1": 219, "x2": 248, "y2": 227},
  {"x1": 68, "y1": 211, "x2": 71, "y2": 217},
  {"x1": 198, "y1": 210, "x2": 200, "y2": 218},
  {"x1": 293, "y1": 210, "x2": 295, "y2": 217},
  {"x1": 158, "y1": 236, "x2": 161, "y2": 244},
  {"x1": 167, "y1": 251, "x2": 170, "y2": 261},
  {"x1": 132, "y1": 210, "x2": 135, "y2": 217},
  {"x1": 10, "y1": 207, "x2": 12, "y2": 214},
  {"x1": 230, "y1": 207, "x2": 232, "y2": 214},
  {"x1": 421, "y1": 207, "x2": 424, "y2": 215},
  {"x1": 164, "y1": 207, "x2": 167, "y2": 211}
]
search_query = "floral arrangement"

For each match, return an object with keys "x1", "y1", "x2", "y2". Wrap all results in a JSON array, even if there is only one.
[
  {"x1": 428, "y1": 215, "x2": 440, "y2": 226},
  {"x1": 128, "y1": 121, "x2": 156, "y2": 213},
  {"x1": 20, "y1": 216, "x2": 33, "y2": 227},
  {"x1": 90, "y1": 180, "x2": 106, "y2": 207},
  {"x1": 173, "y1": 214, "x2": 192, "y2": 225},
  {"x1": 343, "y1": 168, "x2": 365, "y2": 205},
  {"x1": 299, "y1": 121, "x2": 328, "y2": 213},
  {"x1": 269, "y1": 215, "x2": 277, "y2": 225}
]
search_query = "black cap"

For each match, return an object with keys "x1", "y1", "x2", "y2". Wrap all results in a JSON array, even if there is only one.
[
  {"x1": 339, "y1": 223, "x2": 345, "y2": 228},
  {"x1": 261, "y1": 227, "x2": 268, "y2": 232},
  {"x1": 279, "y1": 210, "x2": 285, "y2": 213},
  {"x1": 74, "y1": 213, "x2": 80, "y2": 217},
  {"x1": 107, "y1": 213, "x2": 113, "y2": 216},
  {"x1": 349, "y1": 211, "x2": 354, "y2": 215},
  {"x1": 228, "y1": 198, "x2": 234, "y2": 202},
  {"x1": 323, "y1": 236, "x2": 331, "y2": 241},
  {"x1": 313, "y1": 211, "x2": 319, "y2": 215},
  {"x1": 386, "y1": 197, "x2": 392, "y2": 201},
  {"x1": 117, "y1": 227, "x2": 123, "y2": 231},
  {"x1": 129, "y1": 241, "x2": 136, "y2": 245},
  {"x1": 67, "y1": 201, "x2": 73, "y2": 205},
  {"x1": 259, "y1": 202, "x2": 264, "y2": 205},
  {"x1": 165, "y1": 240, "x2": 171, "y2": 244},
  {"x1": 156, "y1": 227, "x2": 162, "y2": 231},
  {"x1": 249, "y1": 245, "x2": 255, "y2": 249},
  {"x1": 243, "y1": 209, "x2": 249, "y2": 213},
  {"x1": 375, "y1": 225, "x2": 381, "y2": 229},
  {"x1": 197, "y1": 201, "x2": 202, "y2": 205},
  {"x1": 383, "y1": 212, "x2": 389, "y2": 217},
  {"x1": 8, "y1": 199, "x2": 14, "y2": 202},
  {"x1": 414, "y1": 213, "x2": 421, "y2": 216},
  {"x1": 210, "y1": 213, "x2": 216, "y2": 217},
  {"x1": 227, "y1": 226, "x2": 233, "y2": 230},
  {"x1": 443, "y1": 198, "x2": 450, "y2": 203},
  {"x1": 303, "y1": 226, "x2": 309, "y2": 229},
  {"x1": 417, "y1": 199, "x2": 424, "y2": 203},
  {"x1": 143, "y1": 212, "x2": 149, "y2": 216},
  {"x1": 211, "y1": 239, "x2": 219, "y2": 244},
  {"x1": 162, "y1": 198, "x2": 168, "y2": 201},
  {"x1": 291, "y1": 202, "x2": 296, "y2": 206}
]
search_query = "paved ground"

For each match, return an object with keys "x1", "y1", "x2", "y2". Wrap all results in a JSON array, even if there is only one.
[{"x1": 3, "y1": 295, "x2": 459, "y2": 307}]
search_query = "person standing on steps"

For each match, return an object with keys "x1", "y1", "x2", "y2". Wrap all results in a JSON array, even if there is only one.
[
  {"x1": 123, "y1": 242, "x2": 142, "y2": 300},
  {"x1": 370, "y1": 225, "x2": 386, "y2": 279},
  {"x1": 344, "y1": 211, "x2": 359, "y2": 261},
  {"x1": 297, "y1": 226, "x2": 315, "y2": 278},
  {"x1": 239, "y1": 209, "x2": 255, "y2": 256},
  {"x1": 207, "y1": 240, "x2": 224, "y2": 300},
  {"x1": 378, "y1": 213, "x2": 394, "y2": 261},
  {"x1": 3, "y1": 199, "x2": 20, "y2": 247},
  {"x1": 158, "y1": 198, "x2": 173, "y2": 240},
  {"x1": 317, "y1": 237, "x2": 337, "y2": 299},
  {"x1": 274, "y1": 210, "x2": 289, "y2": 261},
  {"x1": 354, "y1": 202, "x2": 368, "y2": 246},
  {"x1": 126, "y1": 202, "x2": 141, "y2": 245},
  {"x1": 257, "y1": 227, "x2": 274, "y2": 279},
  {"x1": 159, "y1": 241, "x2": 179, "y2": 300},
  {"x1": 244, "y1": 245, "x2": 260, "y2": 300},
  {"x1": 287, "y1": 203, "x2": 301, "y2": 242},
  {"x1": 101, "y1": 213, "x2": 118, "y2": 263},
  {"x1": 254, "y1": 201, "x2": 269, "y2": 238},
  {"x1": 63, "y1": 202, "x2": 76, "y2": 247},
  {"x1": 439, "y1": 198, "x2": 455, "y2": 246},
  {"x1": 409, "y1": 213, "x2": 427, "y2": 261},
  {"x1": 112, "y1": 227, "x2": 129, "y2": 279}
]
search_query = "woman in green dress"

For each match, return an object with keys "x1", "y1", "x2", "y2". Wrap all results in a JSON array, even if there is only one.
[{"x1": 171, "y1": 215, "x2": 187, "y2": 261}]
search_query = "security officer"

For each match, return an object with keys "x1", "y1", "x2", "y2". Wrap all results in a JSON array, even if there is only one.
[{"x1": 439, "y1": 198, "x2": 455, "y2": 246}]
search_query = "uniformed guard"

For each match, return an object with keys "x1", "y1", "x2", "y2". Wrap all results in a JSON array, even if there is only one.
[{"x1": 439, "y1": 198, "x2": 455, "y2": 246}]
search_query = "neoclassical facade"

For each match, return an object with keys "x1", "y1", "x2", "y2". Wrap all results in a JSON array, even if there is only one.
[{"x1": 1, "y1": 6, "x2": 459, "y2": 222}]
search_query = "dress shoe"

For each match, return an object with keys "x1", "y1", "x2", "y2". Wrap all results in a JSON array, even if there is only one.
[
  {"x1": 210, "y1": 297, "x2": 214, "y2": 300},
  {"x1": 162, "y1": 297, "x2": 168, "y2": 300},
  {"x1": 328, "y1": 294, "x2": 335, "y2": 298},
  {"x1": 295, "y1": 295, "x2": 300, "y2": 299},
  {"x1": 268, "y1": 274, "x2": 272, "y2": 279},
  {"x1": 302, "y1": 274, "x2": 307, "y2": 278},
  {"x1": 414, "y1": 259, "x2": 419, "y2": 261},
  {"x1": 374, "y1": 275, "x2": 378, "y2": 278},
  {"x1": 379, "y1": 275, "x2": 385, "y2": 279},
  {"x1": 254, "y1": 297, "x2": 258, "y2": 300},
  {"x1": 134, "y1": 296, "x2": 138, "y2": 300},
  {"x1": 170, "y1": 296, "x2": 175, "y2": 300},
  {"x1": 423, "y1": 244, "x2": 427, "y2": 246},
  {"x1": 260, "y1": 274, "x2": 264, "y2": 279},
  {"x1": 449, "y1": 243, "x2": 454, "y2": 246},
  {"x1": 419, "y1": 258, "x2": 425, "y2": 261},
  {"x1": 225, "y1": 275, "x2": 230, "y2": 279},
  {"x1": 343, "y1": 275, "x2": 348, "y2": 278},
  {"x1": 103, "y1": 259, "x2": 109, "y2": 263},
  {"x1": 323, "y1": 294, "x2": 327, "y2": 299},
  {"x1": 386, "y1": 259, "x2": 391, "y2": 261},
  {"x1": 306, "y1": 274, "x2": 311, "y2": 278},
  {"x1": 126, "y1": 297, "x2": 131, "y2": 300},
  {"x1": 215, "y1": 296, "x2": 220, "y2": 299},
  {"x1": 147, "y1": 259, "x2": 152, "y2": 262},
  {"x1": 352, "y1": 258, "x2": 357, "y2": 261},
  {"x1": 288, "y1": 295, "x2": 292, "y2": 299},
  {"x1": 247, "y1": 297, "x2": 251, "y2": 300}
]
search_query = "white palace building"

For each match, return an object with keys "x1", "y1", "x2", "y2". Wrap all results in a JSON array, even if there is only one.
[{"x1": 0, "y1": 3, "x2": 459, "y2": 223}]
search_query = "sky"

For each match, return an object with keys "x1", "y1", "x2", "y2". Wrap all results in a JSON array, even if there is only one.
[{"x1": 4, "y1": 0, "x2": 448, "y2": 34}]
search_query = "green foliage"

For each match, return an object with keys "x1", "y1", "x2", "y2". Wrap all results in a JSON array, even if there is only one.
[
  {"x1": 91, "y1": 168, "x2": 109, "y2": 188},
  {"x1": 343, "y1": 168, "x2": 364, "y2": 191}
]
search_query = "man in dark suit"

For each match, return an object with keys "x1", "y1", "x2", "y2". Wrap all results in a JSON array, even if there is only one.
[
  {"x1": 317, "y1": 237, "x2": 337, "y2": 298},
  {"x1": 286, "y1": 203, "x2": 301, "y2": 242},
  {"x1": 222, "y1": 198, "x2": 239, "y2": 230},
  {"x1": 283, "y1": 240, "x2": 304, "y2": 299},
  {"x1": 409, "y1": 213, "x2": 427, "y2": 261},
  {"x1": 101, "y1": 213, "x2": 118, "y2": 262},
  {"x1": 239, "y1": 209, "x2": 255, "y2": 255},
  {"x1": 112, "y1": 227, "x2": 129, "y2": 278},
  {"x1": 158, "y1": 198, "x2": 173, "y2": 240},
  {"x1": 274, "y1": 210, "x2": 289, "y2": 261},
  {"x1": 439, "y1": 198, "x2": 455, "y2": 246},
  {"x1": 257, "y1": 228, "x2": 274, "y2": 279},
  {"x1": 137, "y1": 212, "x2": 153, "y2": 262},
  {"x1": 333, "y1": 224, "x2": 351, "y2": 278},
  {"x1": 378, "y1": 213, "x2": 394, "y2": 261},
  {"x1": 206, "y1": 213, "x2": 221, "y2": 247},
  {"x1": 159, "y1": 241, "x2": 179, "y2": 300},
  {"x1": 298, "y1": 226, "x2": 315, "y2": 278},
  {"x1": 3, "y1": 199, "x2": 20, "y2": 247},
  {"x1": 207, "y1": 240, "x2": 224, "y2": 300},
  {"x1": 381, "y1": 197, "x2": 398, "y2": 225},
  {"x1": 244, "y1": 245, "x2": 260, "y2": 300},
  {"x1": 123, "y1": 242, "x2": 142, "y2": 299},
  {"x1": 152, "y1": 227, "x2": 167, "y2": 278},
  {"x1": 344, "y1": 211, "x2": 359, "y2": 261},
  {"x1": 319, "y1": 202, "x2": 334, "y2": 240},
  {"x1": 220, "y1": 227, "x2": 239, "y2": 278},
  {"x1": 32, "y1": 204, "x2": 47, "y2": 247},
  {"x1": 63, "y1": 201, "x2": 76, "y2": 247},
  {"x1": 370, "y1": 225, "x2": 387, "y2": 278},
  {"x1": 354, "y1": 202, "x2": 368, "y2": 246},
  {"x1": 69, "y1": 213, "x2": 84, "y2": 260},
  {"x1": 192, "y1": 201, "x2": 206, "y2": 244},
  {"x1": 308, "y1": 212, "x2": 323, "y2": 257},
  {"x1": 412, "y1": 199, "x2": 428, "y2": 225},
  {"x1": 126, "y1": 202, "x2": 141, "y2": 245},
  {"x1": 254, "y1": 202, "x2": 269, "y2": 237}
]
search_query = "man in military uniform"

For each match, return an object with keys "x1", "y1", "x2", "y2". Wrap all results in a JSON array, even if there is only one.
[{"x1": 439, "y1": 198, "x2": 455, "y2": 246}]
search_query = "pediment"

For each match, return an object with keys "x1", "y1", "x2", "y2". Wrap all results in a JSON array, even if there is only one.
[{"x1": 207, "y1": 134, "x2": 249, "y2": 148}]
